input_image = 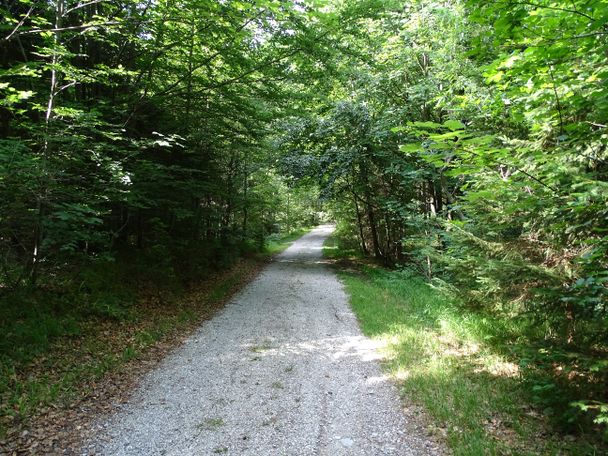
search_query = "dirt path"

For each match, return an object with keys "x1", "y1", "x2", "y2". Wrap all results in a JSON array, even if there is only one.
[{"x1": 84, "y1": 225, "x2": 442, "y2": 455}]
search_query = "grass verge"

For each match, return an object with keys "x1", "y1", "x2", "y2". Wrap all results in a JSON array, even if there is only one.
[{"x1": 324, "y1": 235, "x2": 600, "y2": 456}]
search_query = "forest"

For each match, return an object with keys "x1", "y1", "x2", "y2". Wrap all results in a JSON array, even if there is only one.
[{"x1": 1, "y1": 0, "x2": 607, "y2": 453}]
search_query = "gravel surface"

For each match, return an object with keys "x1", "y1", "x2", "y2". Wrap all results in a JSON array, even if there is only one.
[{"x1": 83, "y1": 225, "x2": 442, "y2": 455}]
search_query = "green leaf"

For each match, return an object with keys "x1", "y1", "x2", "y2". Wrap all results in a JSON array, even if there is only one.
[
  {"x1": 399, "y1": 143, "x2": 422, "y2": 153},
  {"x1": 443, "y1": 120, "x2": 465, "y2": 131},
  {"x1": 407, "y1": 121, "x2": 442, "y2": 130}
]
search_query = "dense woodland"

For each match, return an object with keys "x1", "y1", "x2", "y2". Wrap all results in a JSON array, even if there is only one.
[{"x1": 1, "y1": 0, "x2": 607, "y2": 451}]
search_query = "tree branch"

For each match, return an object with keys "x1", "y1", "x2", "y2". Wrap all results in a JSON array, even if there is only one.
[
  {"x1": 497, "y1": 0, "x2": 597, "y2": 22},
  {"x1": 4, "y1": 5, "x2": 35, "y2": 41},
  {"x1": 11, "y1": 21, "x2": 119, "y2": 38},
  {"x1": 64, "y1": 0, "x2": 107, "y2": 16}
]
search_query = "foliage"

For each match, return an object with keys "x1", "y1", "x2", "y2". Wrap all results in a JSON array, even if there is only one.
[
  {"x1": 0, "y1": 0, "x2": 326, "y2": 290},
  {"x1": 328, "y1": 237, "x2": 600, "y2": 455},
  {"x1": 1, "y1": 0, "x2": 607, "y2": 450},
  {"x1": 1, "y1": 0, "x2": 325, "y2": 440},
  {"x1": 275, "y1": 0, "x2": 608, "y2": 445}
]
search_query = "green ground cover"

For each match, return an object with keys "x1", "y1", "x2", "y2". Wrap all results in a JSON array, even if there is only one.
[{"x1": 324, "y1": 235, "x2": 601, "y2": 456}]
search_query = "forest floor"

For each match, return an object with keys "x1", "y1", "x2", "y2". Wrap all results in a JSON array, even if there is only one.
[
  {"x1": 82, "y1": 225, "x2": 444, "y2": 455},
  {"x1": 0, "y1": 231, "x2": 309, "y2": 455},
  {"x1": 0, "y1": 260, "x2": 266, "y2": 455}
]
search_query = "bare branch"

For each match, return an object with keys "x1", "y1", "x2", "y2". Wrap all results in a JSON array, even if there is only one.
[
  {"x1": 54, "y1": 80, "x2": 79, "y2": 95},
  {"x1": 64, "y1": 0, "x2": 107, "y2": 16},
  {"x1": 4, "y1": 5, "x2": 35, "y2": 41},
  {"x1": 496, "y1": 0, "x2": 597, "y2": 22},
  {"x1": 12, "y1": 21, "x2": 119, "y2": 38}
]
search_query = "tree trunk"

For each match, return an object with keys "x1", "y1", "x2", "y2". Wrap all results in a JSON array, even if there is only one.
[
  {"x1": 242, "y1": 169, "x2": 249, "y2": 240},
  {"x1": 366, "y1": 201, "x2": 382, "y2": 260},
  {"x1": 352, "y1": 192, "x2": 368, "y2": 255},
  {"x1": 31, "y1": 0, "x2": 65, "y2": 284}
]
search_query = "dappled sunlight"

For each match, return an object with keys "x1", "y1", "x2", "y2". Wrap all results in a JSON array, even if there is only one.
[
  {"x1": 474, "y1": 355, "x2": 520, "y2": 379},
  {"x1": 374, "y1": 323, "x2": 519, "y2": 380},
  {"x1": 437, "y1": 334, "x2": 480, "y2": 358},
  {"x1": 348, "y1": 324, "x2": 528, "y2": 452},
  {"x1": 331, "y1": 335, "x2": 386, "y2": 362},
  {"x1": 237, "y1": 334, "x2": 388, "y2": 365},
  {"x1": 4, "y1": 0, "x2": 604, "y2": 450},
  {"x1": 365, "y1": 374, "x2": 392, "y2": 385},
  {"x1": 393, "y1": 368, "x2": 411, "y2": 381},
  {"x1": 275, "y1": 258, "x2": 333, "y2": 265}
]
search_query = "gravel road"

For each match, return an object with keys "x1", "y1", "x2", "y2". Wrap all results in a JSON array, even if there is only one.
[{"x1": 84, "y1": 225, "x2": 442, "y2": 455}]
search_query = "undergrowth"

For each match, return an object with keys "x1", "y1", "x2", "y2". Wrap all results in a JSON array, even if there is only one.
[
  {"x1": 324, "y1": 234, "x2": 604, "y2": 456},
  {"x1": 0, "y1": 228, "x2": 310, "y2": 441}
]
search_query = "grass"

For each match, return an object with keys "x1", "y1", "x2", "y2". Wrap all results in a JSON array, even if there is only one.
[
  {"x1": 263, "y1": 227, "x2": 312, "y2": 255},
  {"x1": 197, "y1": 417, "x2": 225, "y2": 431},
  {"x1": 322, "y1": 235, "x2": 364, "y2": 261},
  {"x1": 249, "y1": 339, "x2": 272, "y2": 353},
  {"x1": 324, "y1": 236, "x2": 600, "y2": 456}
]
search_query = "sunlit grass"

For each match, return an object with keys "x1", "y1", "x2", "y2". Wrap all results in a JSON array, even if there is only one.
[
  {"x1": 325, "y1": 239, "x2": 598, "y2": 456},
  {"x1": 322, "y1": 234, "x2": 364, "y2": 261}
]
